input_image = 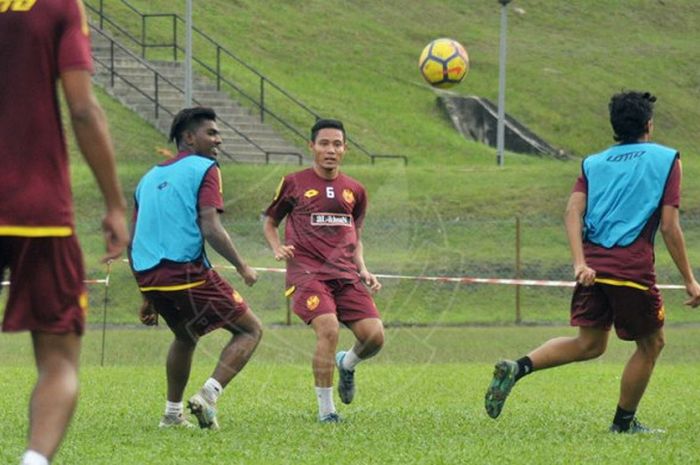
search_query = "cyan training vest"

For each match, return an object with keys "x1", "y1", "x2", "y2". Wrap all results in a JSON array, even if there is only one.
[
  {"x1": 131, "y1": 154, "x2": 217, "y2": 272},
  {"x1": 583, "y1": 142, "x2": 677, "y2": 248}
]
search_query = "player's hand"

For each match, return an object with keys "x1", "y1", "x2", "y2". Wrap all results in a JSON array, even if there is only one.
[
  {"x1": 101, "y1": 207, "x2": 129, "y2": 263},
  {"x1": 683, "y1": 278, "x2": 700, "y2": 308},
  {"x1": 574, "y1": 263, "x2": 596, "y2": 286},
  {"x1": 238, "y1": 264, "x2": 258, "y2": 287},
  {"x1": 360, "y1": 270, "x2": 382, "y2": 293},
  {"x1": 273, "y1": 244, "x2": 295, "y2": 261},
  {"x1": 139, "y1": 299, "x2": 158, "y2": 326}
]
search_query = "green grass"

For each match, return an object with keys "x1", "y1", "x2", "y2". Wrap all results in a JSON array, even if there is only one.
[
  {"x1": 87, "y1": 0, "x2": 700, "y2": 163},
  {"x1": 54, "y1": 0, "x2": 700, "y2": 326},
  {"x1": 2, "y1": 326, "x2": 700, "y2": 464}
]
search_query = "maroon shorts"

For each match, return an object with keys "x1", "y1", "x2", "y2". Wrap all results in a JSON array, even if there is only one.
[
  {"x1": 570, "y1": 282, "x2": 664, "y2": 341},
  {"x1": 1, "y1": 236, "x2": 87, "y2": 335},
  {"x1": 142, "y1": 268, "x2": 249, "y2": 338},
  {"x1": 288, "y1": 278, "x2": 380, "y2": 325}
]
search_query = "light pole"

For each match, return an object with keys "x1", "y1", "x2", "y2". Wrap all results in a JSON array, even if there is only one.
[
  {"x1": 496, "y1": 0, "x2": 512, "y2": 167},
  {"x1": 184, "y1": 0, "x2": 193, "y2": 107}
]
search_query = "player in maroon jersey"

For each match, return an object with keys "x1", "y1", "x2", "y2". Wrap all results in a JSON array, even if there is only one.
[
  {"x1": 264, "y1": 119, "x2": 384, "y2": 422},
  {"x1": 0, "y1": 1, "x2": 128, "y2": 464}
]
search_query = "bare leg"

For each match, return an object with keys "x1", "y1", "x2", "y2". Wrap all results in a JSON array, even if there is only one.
[
  {"x1": 28, "y1": 332, "x2": 81, "y2": 460},
  {"x1": 310, "y1": 313, "x2": 340, "y2": 387},
  {"x1": 165, "y1": 331, "x2": 197, "y2": 402},
  {"x1": 346, "y1": 317, "x2": 384, "y2": 360},
  {"x1": 618, "y1": 328, "x2": 665, "y2": 411},
  {"x1": 212, "y1": 311, "x2": 263, "y2": 387},
  {"x1": 528, "y1": 326, "x2": 609, "y2": 370}
]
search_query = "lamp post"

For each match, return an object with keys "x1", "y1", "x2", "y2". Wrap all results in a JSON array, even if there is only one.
[
  {"x1": 496, "y1": 0, "x2": 512, "y2": 167},
  {"x1": 184, "y1": 0, "x2": 193, "y2": 107}
]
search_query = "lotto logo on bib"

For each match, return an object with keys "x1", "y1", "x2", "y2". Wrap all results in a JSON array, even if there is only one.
[{"x1": 311, "y1": 213, "x2": 352, "y2": 227}]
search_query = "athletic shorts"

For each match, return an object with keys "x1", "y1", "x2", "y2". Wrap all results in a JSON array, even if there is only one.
[
  {"x1": 570, "y1": 281, "x2": 664, "y2": 341},
  {"x1": 287, "y1": 278, "x2": 380, "y2": 325},
  {"x1": 0, "y1": 236, "x2": 87, "y2": 335},
  {"x1": 141, "y1": 268, "x2": 249, "y2": 338}
]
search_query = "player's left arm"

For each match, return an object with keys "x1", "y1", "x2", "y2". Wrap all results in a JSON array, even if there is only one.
[
  {"x1": 352, "y1": 188, "x2": 380, "y2": 292},
  {"x1": 659, "y1": 159, "x2": 700, "y2": 307},
  {"x1": 61, "y1": 69, "x2": 129, "y2": 262},
  {"x1": 354, "y1": 226, "x2": 381, "y2": 293},
  {"x1": 200, "y1": 206, "x2": 258, "y2": 286}
]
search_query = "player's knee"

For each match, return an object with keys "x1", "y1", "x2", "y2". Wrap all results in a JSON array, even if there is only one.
[
  {"x1": 640, "y1": 331, "x2": 665, "y2": 358},
  {"x1": 316, "y1": 325, "x2": 339, "y2": 346},
  {"x1": 366, "y1": 327, "x2": 385, "y2": 351},
  {"x1": 578, "y1": 338, "x2": 606, "y2": 360},
  {"x1": 246, "y1": 315, "x2": 264, "y2": 342}
]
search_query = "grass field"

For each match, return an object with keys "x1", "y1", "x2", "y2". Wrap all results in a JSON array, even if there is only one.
[
  {"x1": 4, "y1": 2, "x2": 700, "y2": 463},
  {"x1": 2, "y1": 326, "x2": 700, "y2": 464}
]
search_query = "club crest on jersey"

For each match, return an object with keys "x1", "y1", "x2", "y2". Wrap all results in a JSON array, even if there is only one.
[
  {"x1": 342, "y1": 189, "x2": 355, "y2": 205},
  {"x1": 306, "y1": 295, "x2": 320, "y2": 311},
  {"x1": 304, "y1": 189, "x2": 319, "y2": 198},
  {"x1": 311, "y1": 213, "x2": 352, "y2": 227}
]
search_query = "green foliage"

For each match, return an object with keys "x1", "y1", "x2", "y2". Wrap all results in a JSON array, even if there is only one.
[{"x1": 2, "y1": 327, "x2": 700, "y2": 464}]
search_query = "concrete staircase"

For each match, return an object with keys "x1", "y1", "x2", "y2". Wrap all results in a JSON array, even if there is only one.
[{"x1": 90, "y1": 28, "x2": 305, "y2": 164}]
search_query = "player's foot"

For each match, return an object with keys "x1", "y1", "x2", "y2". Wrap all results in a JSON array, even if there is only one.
[
  {"x1": 485, "y1": 359, "x2": 518, "y2": 419},
  {"x1": 158, "y1": 413, "x2": 195, "y2": 428},
  {"x1": 319, "y1": 412, "x2": 342, "y2": 423},
  {"x1": 335, "y1": 351, "x2": 355, "y2": 404},
  {"x1": 609, "y1": 417, "x2": 665, "y2": 434},
  {"x1": 187, "y1": 392, "x2": 219, "y2": 430}
]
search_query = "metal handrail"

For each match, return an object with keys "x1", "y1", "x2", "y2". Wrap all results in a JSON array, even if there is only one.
[
  {"x1": 89, "y1": 26, "x2": 303, "y2": 164},
  {"x1": 86, "y1": 0, "x2": 406, "y2": 165}
]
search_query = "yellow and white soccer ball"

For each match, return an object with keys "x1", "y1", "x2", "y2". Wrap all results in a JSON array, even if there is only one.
[{"x1": 418, "y1": 38, "x2": 470, "y2": 89}]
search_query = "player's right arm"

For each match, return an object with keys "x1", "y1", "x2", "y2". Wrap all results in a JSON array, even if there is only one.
[
  {"x1": 61, "y1": 69, "x2": 128, "y2": 262},
  {"x1": 263, "y1": 216, "x2": 295, "y2": 261},
  {"x1": 564, "y1": 191, "x2": 595, "y2": 286},
  {"x1": 263, "y1": 176, "x2": 295, "y2": 261}
]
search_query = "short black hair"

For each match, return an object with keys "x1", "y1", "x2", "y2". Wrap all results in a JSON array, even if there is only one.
[
  {"x1": 169, "y1": 107, "x2": 217, "y2": 147},
  {"x1": 608, "y1": 91, "x2": 656, "y2": 142},
  {"x1": 310, "y1": 118, "x2": 345, "y2": 142}
]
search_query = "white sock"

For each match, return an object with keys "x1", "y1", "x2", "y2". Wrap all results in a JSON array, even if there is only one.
[
  {"x1": 341, "y1": 348, "x2": 362, "y2": 371},
  {"x1": 21, "y1": 450, "x2": 49, "y2": 465},
  {"x1": 165, "y1": 401, "x2": 183, "y2": 417},
  {"x1": 315, "y1": 386, "x2": 335, "y2": 418},
  {"x1": 202, "y1": 377, "x2": 223, "y2": 403}
]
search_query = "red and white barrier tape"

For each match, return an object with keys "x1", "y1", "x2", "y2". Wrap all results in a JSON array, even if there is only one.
[
  {"x1": 2, "y1": 262, "x2": 686, "y2": 291},
  {"x1": 215, "y1": 265, "x2": 684, "y2": 290},
  {"x1": 2, "y1": 278, "x2": 108, "y2": 286}
]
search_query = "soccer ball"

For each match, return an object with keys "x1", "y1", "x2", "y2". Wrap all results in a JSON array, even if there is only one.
[{"x1": 418, "y1": 38, "x2": 469, "y2": 89}]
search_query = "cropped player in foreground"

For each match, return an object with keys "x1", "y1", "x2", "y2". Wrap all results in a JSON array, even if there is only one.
[
  {"x1": 485, "y1": 91, "x2": 700, "y2": 433},
  {"x1": 0, "y1": 1, "x2": 129, "y2": 464},
  {"x1": 263, "y1": 119, "x2": 385, "y2": 422},
  {"x1": 129, "y1": 107, "x2": 262, "y2": 430}
]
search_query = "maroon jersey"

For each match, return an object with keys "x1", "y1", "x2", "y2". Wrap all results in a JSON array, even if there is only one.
[
  {"x1": 265, "y1": 168, "x2": 368, "y2": 282},
  {"x1": 0, "y1": 0, "x2": 92, "y2": 237},
  {"x1": 572, "y1": 157, "x2": 681, "y2": 286}
]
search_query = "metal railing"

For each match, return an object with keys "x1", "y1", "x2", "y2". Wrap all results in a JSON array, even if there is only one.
[
  {"x1": 90, "y1": 26, "x2": 302, "y2": 165},
  {"x1": 86, "y1": 0, "x2": 407, "y2": 166}
]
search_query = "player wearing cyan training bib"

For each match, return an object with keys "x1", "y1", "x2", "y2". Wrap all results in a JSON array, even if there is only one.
[
  {"x1": 264, "y1": 119, "x2": 384, "y2": 423},
  {"x1": 129, "y1": 107, "x2": 262, "y2": 431},
  {"x1": 485, "y1": 91, "x2": 700, "y2": 434}
]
